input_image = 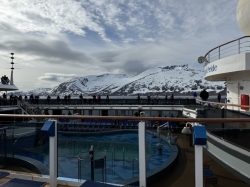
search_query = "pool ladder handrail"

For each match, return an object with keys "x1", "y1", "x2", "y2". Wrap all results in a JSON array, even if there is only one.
[
  {"x1": 78, "y1": 150, "x2": 89, "y2": 181},
  {"x1": 78, "y1": 149, "x2": 107, "y2": 181}
]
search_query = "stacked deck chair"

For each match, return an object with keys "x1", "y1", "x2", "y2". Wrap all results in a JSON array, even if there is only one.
[
  {"x1": 80, "y1": 180, "x2": 121, "y2": 187},
  {"x1": 0, "y1": 178, "x2": 46, "y2": 187}
]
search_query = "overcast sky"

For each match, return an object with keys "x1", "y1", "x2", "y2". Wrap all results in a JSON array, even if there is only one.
[{"x1": 0, "y1": 0, "x2": 242, "y2": 91}]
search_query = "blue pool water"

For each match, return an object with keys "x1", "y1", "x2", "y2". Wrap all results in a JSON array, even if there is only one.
[{"x1": 19, "y1": 131, "x2": 172, "y2": 183}]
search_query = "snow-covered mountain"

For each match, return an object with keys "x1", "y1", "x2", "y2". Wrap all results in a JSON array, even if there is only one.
[
  {"x1": 11, "y1": 64, "x2": 225, "y2": 96},
  {"x1": 48, "y1": 64, "x2": 225, "y2": 96},
  {"x1": 11, "y1": 88, "x2": 52, "y2": 96}
]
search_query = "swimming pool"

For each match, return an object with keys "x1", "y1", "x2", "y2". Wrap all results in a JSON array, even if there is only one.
[{"x1": 19, "y1": 130, "x2": 173, "y2": 184}]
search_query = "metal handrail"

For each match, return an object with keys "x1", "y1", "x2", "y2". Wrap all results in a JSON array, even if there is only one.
[
  {"x1": 196, "y1": 99, "x2": 250, "y2": 109},
  {"x1": 1, "y1": 114, "x2": 250, "y2": 123},
  {"x1": 203, "y1": 36, "x2": 250, "y2": 63},
  {"x1": 204, "y1": 36, "x2": 250, "y2": 58}
]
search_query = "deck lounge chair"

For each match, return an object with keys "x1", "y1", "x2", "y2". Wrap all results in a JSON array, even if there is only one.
[
  {"x1": 0, "y1": 172, "x2": 9, "y2": 179},
  {"x1": 203, "y1": 169, "x2": 218, "y2": 186},
  {"x1": 204, "y1": 176, "x2": 218, "y2": 186},
  {"x1": 203, "y1": 164, "x2": 210, "y2": 170},
  {"x1": 0, "y1": 178, "x2": 46, "y2": 187}
]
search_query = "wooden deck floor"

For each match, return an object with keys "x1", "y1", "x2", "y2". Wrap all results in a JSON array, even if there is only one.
[{"x1": 149, "y1": 131, "x2": 249, "y2": 187}]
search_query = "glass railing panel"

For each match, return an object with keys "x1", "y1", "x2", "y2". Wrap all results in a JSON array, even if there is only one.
[
  {"x1": 207, "y1": 128, "x2": 250, "y2": 152},
  {"x1": 0, "y1": 122, "x2": 49, "y2": 175},
  {"x1": 56, "y1": 119, "x2": 176, "y2": 184}
]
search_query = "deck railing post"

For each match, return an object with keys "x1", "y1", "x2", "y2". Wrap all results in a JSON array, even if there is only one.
[
  {"x1": 138, "y1": 115, "x2": 146, "y2": 187},
  {"x1": 41, "y1": 120, "x2": 57, "y2": 187},
  {"x1": 219, "y1": 47, "x2": 220, "y2": 59},
  {"x1": 193, "y1": 125, "x2": 207, "y2": 187}
]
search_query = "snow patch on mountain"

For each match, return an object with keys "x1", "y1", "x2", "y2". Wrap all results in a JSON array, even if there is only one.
[{"x1": 10, "y1": 64, "x2": 225, "y2": 96}]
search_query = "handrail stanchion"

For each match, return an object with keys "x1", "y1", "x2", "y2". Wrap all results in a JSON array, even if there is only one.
[
  {"x1": 219, "y1": 47, "x2": 220, "y2": 59},
  {"x1": 238, "y1": 39, "x2": 240, "y2": 54},
  {"x1": 41, "y1": 120, "x2": 57, "y2": 187},
  {"x1": 193, "y1": 126, "x2": 207, "y2": 187},
  {"x1": 138, "y1": 107, "x2": 147, "y2": 187}
]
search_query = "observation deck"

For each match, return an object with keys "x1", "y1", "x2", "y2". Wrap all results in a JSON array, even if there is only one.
[
  {"x1": 203, "y1": 36, "x2": 250, "y2": 81},
  {"x1": 0, "y1": 100, "x2": 249, "y2": 186},
  {"x1": 201, "y1": 36, "x2": 250, "y2": 110}
]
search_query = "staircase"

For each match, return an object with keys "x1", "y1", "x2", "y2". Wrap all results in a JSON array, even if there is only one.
[{"x1": 18, "y1": 103, "x2": 36, "y2": 115}]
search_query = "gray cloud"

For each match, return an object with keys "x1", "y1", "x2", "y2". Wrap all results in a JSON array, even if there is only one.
[
  {"x1": 38, "y1": 73, "x2": 77, "y2": 82},
  {"x1": 0, "y1": 22, "x2": 95, "y2": 66},
  {"x1": 93, "y1": 51, "x2": 121, "y2": 63},
  {"x1": 0, "y1": 0, "x2": 244, "y2": 91},
  {"x1": 121, "y1": 60, "x2": 150, "y2": 75}
]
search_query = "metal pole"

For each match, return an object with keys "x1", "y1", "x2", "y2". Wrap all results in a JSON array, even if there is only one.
[
  {"x1": 219, "y1": 47, "x2": 220, "y2": 59},
  {"x1": 138, "y1": 121, "x2": 146, "y2": 187},
  {"x1": 195, "y1": 145, "x2": 203, "y2": 187},
  {"x1": 90, "y1": 145, "x2": 94, "y2": 181},
  {"x1": 222, "y1": 108, "x2": 225, "y2": 139},
  {"x1": 104, "y1": 157, "x2": 106, "y2": 182},
  {"x1": 50, "y1": 120, "x2": 57, "y2": 187},
  {"x1": 238, "y1": 39, "x2": 240, "y2": 54}
]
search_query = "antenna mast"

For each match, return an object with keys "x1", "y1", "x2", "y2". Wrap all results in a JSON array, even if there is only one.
[{"x1": 10, "y1": 53, "x2": 14, "y2": 85}]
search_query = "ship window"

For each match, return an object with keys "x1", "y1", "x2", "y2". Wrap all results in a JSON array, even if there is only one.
[
  {"x1": 92, "y1": 110, "x2": 100, "y2": 116},
  {"x1": 108, "y1": 110, "x2": 115, "y2": 116}
]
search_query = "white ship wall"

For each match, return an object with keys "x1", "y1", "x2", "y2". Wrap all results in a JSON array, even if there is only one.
[
  {"x1": 205, "y1": 53, "x2": 250, "y2": 81},
  {"x1": 204, "y1": 52, "x2": 250, "y2": 117},
  {"x1": 227, "y1": 71, "x2": 250, "y2": 113}
]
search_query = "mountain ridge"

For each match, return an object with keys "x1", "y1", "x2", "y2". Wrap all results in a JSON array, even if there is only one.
[{"x1": 11, "y1": 64, "x2": 226, "y2": 96}]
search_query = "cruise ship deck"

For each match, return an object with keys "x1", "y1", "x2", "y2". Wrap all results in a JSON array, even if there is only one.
[
  {"x1": 0, "y1": 97, "x2": 250, "y2": 187},
  {"x1": 0, "y1": 130, "x2": 248, "y2": 187}
]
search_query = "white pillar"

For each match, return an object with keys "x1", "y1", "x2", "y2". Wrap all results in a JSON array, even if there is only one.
[
  {"x1": 138, "y1": 121, "x2": 146, "y2": 187},
  {"x1": 195, "y1": 145, "x2": 203, "y2": 187},
  {"x1": 50, "y1": 120, "x2": 57, "y2": 187}
]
